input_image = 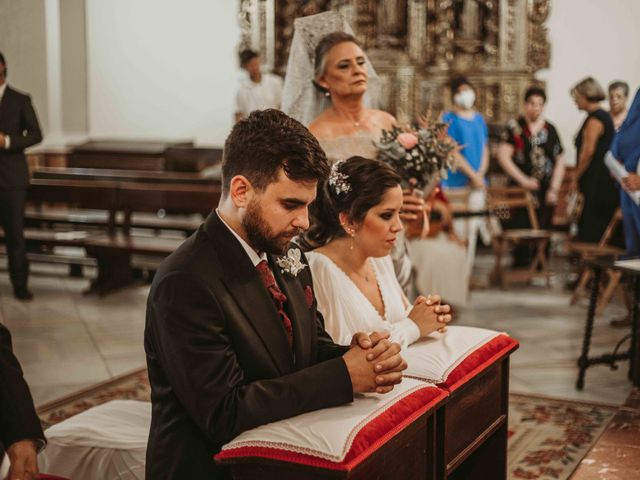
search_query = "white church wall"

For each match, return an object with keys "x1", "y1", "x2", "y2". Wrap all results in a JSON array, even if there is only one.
[
  {"x1": 0, "y1": 0, "x2": 49, "y2": 133},
  {"x1": 539, "y1": 0, "x2": 640, "y2": 165},
  {"x1": 86, "y1": 0, "x2": 242, "y2": 146}
]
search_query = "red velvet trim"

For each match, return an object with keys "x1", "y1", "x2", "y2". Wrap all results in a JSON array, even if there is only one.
[
  {"x1": 215, "y1": 386, "x2": 447, "y2": 471},
  {"x1": 436, "y1": 334, "x2": 519, "y2": 392}
]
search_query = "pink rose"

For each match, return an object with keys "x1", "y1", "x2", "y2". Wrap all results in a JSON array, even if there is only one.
[{"x1": 397, "y1": 132, "x2": 418, "y2": 149}]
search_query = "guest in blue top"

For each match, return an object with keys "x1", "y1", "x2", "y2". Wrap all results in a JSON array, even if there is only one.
[
  {"x1": 440, "y1": 77, "x2": 491, "y2": 271},
  {"x1": 611, "y1": 88, "x2": 640, "y2": 255},
  {"x1": 441, "y1": 77, "x2": 489, "y2": 189}
]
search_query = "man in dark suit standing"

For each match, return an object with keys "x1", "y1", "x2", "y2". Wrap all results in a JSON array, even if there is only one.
[
  {"x1": 144, "y1": 109, "x2": 407, "y2": 479},
  {"x1": 0, "y1": 52, "x2": 43, "y2": 300},
  {"x1": 0, "y1": 321, "x2": 46, "y2": 480}
]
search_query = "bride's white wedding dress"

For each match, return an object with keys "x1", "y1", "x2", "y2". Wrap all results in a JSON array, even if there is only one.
[{"x1": 307, "y1": 251, "x2": 420, "y2": 348}]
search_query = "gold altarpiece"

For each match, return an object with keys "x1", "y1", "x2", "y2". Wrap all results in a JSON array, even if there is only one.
[{"x1": 239, "y1": 0, "x2": 551, "y2": 129}]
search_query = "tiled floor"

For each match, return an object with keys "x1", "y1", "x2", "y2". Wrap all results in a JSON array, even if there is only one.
[
  {"x1": 571, "y1": 389, "x2": 640, "y2": 479},
  {"x1": 0, "y1": 264, "x2": 148, "y2": 406},
  {"x1": 0, "y1": 253, "x2": 635, "y2": 407}
]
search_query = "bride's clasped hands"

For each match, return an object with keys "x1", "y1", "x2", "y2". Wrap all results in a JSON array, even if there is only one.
[{"x1": 408, "y1": 294, "x2": 452, "y2": 336}]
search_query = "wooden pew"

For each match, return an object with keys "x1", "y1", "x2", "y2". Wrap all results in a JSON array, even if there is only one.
[
  {"x1": 164, "y1": 146, "x2": 223, "y2": 172},
  {"x1": 28, "y1": 178, "x2": 120, "y2": 232},
  {"x1": 117, "y1": 182, "x2": 219, "y2": 232},
  {"x1": 19, "y1": 179, "x2": 221, "y2": 291},
  {"x1": 32, "y1": 166, "x2": 221, "y2": 185},
  {"x1": 84, "y1": 183, "x2": 222, "y2": 294},
  {"x1": 27, "y1": 169, "x2": 220, "y2": 235},
  {"x1": 67, "y1": 140, "x2": 222, "y2": 172},
  {"x1": 68, "y1": 139, "x2": 194, "y2": 171}
]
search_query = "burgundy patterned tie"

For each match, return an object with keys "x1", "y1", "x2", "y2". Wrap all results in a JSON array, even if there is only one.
[{"x1": 256, "y1": 260, "x2": 294, "y2": 348}]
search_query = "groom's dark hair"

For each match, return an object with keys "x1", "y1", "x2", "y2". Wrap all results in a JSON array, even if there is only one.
[{"x1": 222, "y1": 109, "x2": 330, "y2": 197}]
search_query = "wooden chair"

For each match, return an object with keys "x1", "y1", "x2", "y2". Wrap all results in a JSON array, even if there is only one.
[
  {"x1": 486, "y1": 187, "x2": 552, "y2": 287},
  {"x1": 569, "y1": 208, "x2": 626, "y2": 313}
]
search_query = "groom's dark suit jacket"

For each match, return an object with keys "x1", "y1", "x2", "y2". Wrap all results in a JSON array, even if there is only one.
[{"x1": 144, "y1": 212, "x2": 353, "y2": 479}]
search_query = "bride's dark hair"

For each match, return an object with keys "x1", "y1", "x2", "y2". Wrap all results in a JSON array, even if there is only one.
[
  {"x1": 313, "y1": 31, "x2": 360, "y2": 90},
  {"x1": 304, "y1": 156, "x2": 401, "y2": 247}
]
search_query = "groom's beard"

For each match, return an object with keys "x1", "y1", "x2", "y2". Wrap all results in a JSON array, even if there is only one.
[{"x1": 242, "y1": 199, "x2": 302, "y2": 255}]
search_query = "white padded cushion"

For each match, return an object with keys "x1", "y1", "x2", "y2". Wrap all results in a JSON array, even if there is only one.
[
  {"x1": 403, "y1": 325, "x2": 502, "y2": 382},
  {"x1": 39, "y1": 400, "x2": 151, "y2": 480},
  {"x1": 43, "y1": 400, "x2": 150, "y2": 448},
  {"x1": 220, "y1": 377, "x2": 437, "y2": 463}
]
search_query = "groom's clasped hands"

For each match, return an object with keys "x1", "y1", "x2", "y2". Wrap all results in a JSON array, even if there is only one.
[{"x1": 343, "y1": 331, "x2": 408, "y2": 395}]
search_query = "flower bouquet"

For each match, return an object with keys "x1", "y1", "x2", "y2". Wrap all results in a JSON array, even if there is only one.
[
  {"x1": 376, "y1": 113, "x2": 458, "y2": 194},
  {"x1": 376, "y1": 113, "x2": 459, "y2": 238}
]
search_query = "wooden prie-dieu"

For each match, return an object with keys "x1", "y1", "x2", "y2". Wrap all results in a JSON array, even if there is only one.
[{"x1": 217, "y1": 328, "x2": 519, "y2": 480}]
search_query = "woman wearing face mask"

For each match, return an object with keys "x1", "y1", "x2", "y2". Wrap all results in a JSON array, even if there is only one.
[
  {"x1": 306, "y1": 156, "x2": 452, "y2": 348},
  {"x1": 440, "y1": 77, "x2": 491, "y2": 274},
  {"x1": 442, "y1": 77, "x2": 489, "y2": 191},
  {"x1": 496, "y1": 87, "x2": 565, "y2": 267}
]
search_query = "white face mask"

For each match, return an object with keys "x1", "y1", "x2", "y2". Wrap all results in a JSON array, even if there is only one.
[{"x1": 454, "y1": 89, "x2": 476, "y2": 109}]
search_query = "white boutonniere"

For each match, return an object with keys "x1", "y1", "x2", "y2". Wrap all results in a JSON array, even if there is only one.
[{"x1": 275, "y1": 248, "x2": 307, "y2": 277}]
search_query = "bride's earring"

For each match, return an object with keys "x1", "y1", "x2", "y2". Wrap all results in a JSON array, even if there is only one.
[
  {"x1": 348, "y1": 228, "x2": 355, "y2": 250},
  {"x1": 324, "y1": 89, "x2": 331, "y2": 97}
]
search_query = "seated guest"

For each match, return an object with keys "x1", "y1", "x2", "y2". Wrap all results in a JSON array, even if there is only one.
[
  {"x1": 305, "y1": 156, "x2": 452, "y2": 347},
  {"x1": 234, "y1": 49, "x2": 283, "y2": 122},
  {"x1": 497, "y1": 86, "x2": 565, "y2": 266},
  {"x1": 1, "y1": 322, "x2": 46, "y2": 480},
  {"x1": 608, "y1": 80, "x2": 630, "y2": 131},
  {"x1": 570, "y1": 77, "x2": 619, "y2": 244},
  {"x1": 144, "y1": 110, "x2": 407, "y2": 479}
]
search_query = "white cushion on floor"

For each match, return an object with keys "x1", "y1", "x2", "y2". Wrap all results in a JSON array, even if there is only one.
[{"x1": 39, "y1": 400, "x2": 151, "y2": 480}]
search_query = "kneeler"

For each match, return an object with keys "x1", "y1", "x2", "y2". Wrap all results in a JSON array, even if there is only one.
[
  {"x1": 39, "y1": 400, "x2": 150, "y2": 480},
  {"x1": 216, "y1": 326, "x2": 519, "y2": 480}
]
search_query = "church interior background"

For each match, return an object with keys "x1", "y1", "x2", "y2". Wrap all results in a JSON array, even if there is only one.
[{"x1": 1, "y1": 1, "x2": 640, "y2": 479}]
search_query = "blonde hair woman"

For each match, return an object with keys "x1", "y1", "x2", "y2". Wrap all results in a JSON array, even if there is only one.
[{"x1": 570, "y1": 77, "x2": 619, "y2": 243}]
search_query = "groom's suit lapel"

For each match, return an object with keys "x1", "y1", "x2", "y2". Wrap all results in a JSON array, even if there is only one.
[
  {"x1": 204, "y1": 213, "x2": 293, "y2": 374},
  {"x1": 269, "y1": 254, "x2": 311, "y2": 368}
]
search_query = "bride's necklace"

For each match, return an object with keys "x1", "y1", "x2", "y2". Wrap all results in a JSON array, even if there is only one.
[
  {"x1": 352, "y1": 269, "x2": 370, "y2": 283},
  {"x1": 349, "y1": 262, "x2": 372, "y2": 284}
]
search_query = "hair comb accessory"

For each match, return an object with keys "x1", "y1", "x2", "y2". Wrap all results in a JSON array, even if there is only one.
[{"x1": 329, "y1": 160, "x2": 351, "y2": 195}]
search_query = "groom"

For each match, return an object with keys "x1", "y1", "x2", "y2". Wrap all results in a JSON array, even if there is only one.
[{"x1": 144, "y1": 109, "x2": 407, "y2": 479}]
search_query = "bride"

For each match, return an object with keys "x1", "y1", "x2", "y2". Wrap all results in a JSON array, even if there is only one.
[
  {"x1": 283, "y1": 12, "x2": 469, "y2": 304},
  {"x1": 306, "y1": 156, "x2": 452, "y2": 348}
]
